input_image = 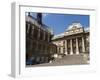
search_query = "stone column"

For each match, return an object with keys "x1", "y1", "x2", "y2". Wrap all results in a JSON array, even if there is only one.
[
  {"x1": 32, "y1": 26, "x2": 34, "y2": 38},
  {"x1": 82, "y1": 37, "x2": 85, "y2": 53},
  {"x1": 65, "y1": 40, "x2": 68, "y2": 55},
  {"x1": 27, "y1": 23, "x2": 30, "y2": 33},
  {"x1": 43, "y1": 31, "x2": 45, "y2": 40},
  {"x1": 36, "y1": 42, "x2": 38, "y2": 53},
  {"x1": 47, "y1": 33, "x2": 49, "y2": 42},
  {"x1": 76, "y1": 38, "x2": 79, "y2": 54},
  {"x1": 70, "y1": 39, "x2": 73, "y2": 55},
  {"x1": 38, "y1": 28, "x2": 40, "y2": 40},
  {"x1": 45, "y1": 46, "x2": 47, "y2": 54},
  {"x1": 58, "y1": 47, "x2": 60, "y2": 54}
]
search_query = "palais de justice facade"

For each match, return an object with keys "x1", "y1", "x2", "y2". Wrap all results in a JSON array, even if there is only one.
[{"x1": 52, "y1": 22, "x2": 89, "y2": 56}]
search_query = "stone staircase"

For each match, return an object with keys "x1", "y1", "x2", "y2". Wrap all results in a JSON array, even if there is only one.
[
  {"x1": 30, "y1": 54, "x2": 89, "y2": 67},
  {"x1": 52, "y1": 54, "x2": 88, "y2": 65}
]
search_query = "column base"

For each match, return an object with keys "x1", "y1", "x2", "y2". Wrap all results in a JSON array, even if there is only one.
[
  {"x1": 70, "y1": 52, "x2": 73, "y2": 55},
  {"x1": 76, "y1": 51, "x2": 79, "y2": 55},
  {"x1": 64, "y1": 51, "x2": 68, "y2": 55}
]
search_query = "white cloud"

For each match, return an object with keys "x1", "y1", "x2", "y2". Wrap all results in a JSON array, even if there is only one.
[{"x1": 42, "y1": 13, "x2": 49, "y2": 18}]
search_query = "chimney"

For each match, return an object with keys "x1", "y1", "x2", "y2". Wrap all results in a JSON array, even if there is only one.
[
  {"x1": 37, "y1": 13, "x2": 42, "y2": 25},
  {"x1": 28, "y1": 12, "x2": 30, "y2": 16}
]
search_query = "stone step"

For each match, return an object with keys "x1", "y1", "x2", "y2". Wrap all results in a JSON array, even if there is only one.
[
  {"x1": 29, "y1": 54, "x2": 89, "y2": 67},
  {"x1": 52, "y1": 54, "x2": 87, "y2": 65}
]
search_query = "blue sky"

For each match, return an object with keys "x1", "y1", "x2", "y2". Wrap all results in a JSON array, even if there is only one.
[{"x1": 26, "y1": 12, "x2": 89, "y2": 35}]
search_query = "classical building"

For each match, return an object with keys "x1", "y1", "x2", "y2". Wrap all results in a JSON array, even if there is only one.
[
  {"x1": 52, "y1": 22, "x2": 89, "y2": 56},
  {"x1": 26, "y1": 13, "x2": 57, "y2": 65}
]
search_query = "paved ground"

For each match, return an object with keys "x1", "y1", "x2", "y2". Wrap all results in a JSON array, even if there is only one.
[{"x1": 27, "y1": 54, "x2": 89, "y2": 67}]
